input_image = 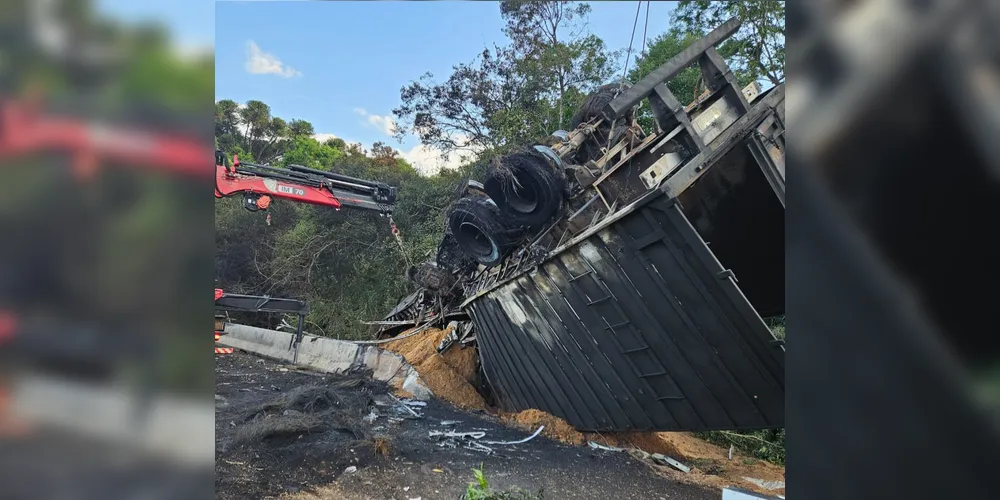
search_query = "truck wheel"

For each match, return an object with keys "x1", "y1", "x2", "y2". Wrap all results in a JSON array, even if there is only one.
[
  {"x1": 483, "y1": 149, "x2": 565, "y2": 229},
  {"x1": 446, "y1": 197, "x2": 517, "y2": 268}
]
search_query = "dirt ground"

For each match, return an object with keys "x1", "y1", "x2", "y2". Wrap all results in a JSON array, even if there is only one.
[{"x1": 215, "y1": 350, "x2": 720, "y2": 500}]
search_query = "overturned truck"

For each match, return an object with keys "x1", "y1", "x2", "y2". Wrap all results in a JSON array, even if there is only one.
[{"x1": 388, "y1": 17, "x2": 784, "y2": 433}]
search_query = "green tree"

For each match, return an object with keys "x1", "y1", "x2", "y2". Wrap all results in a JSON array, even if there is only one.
[
  {"x1": 500, "y1": 1, "x2": 618, "y2": 130},
  {"x1": 392, "y1": 45, "x2": 546, "y2": 155},
  {"x1": 279, "y1": 135, "x2": 343, "y2": 169},
  {"x1": 288, "y1": 119, "x2": 315, "y2": 137},
  {"x1": 392, "y1": 1, "x2": 617, "y2": 156},
  {"x1": 215, "y1": 99, "x2": 321, "y2": 164},
  {"x1": 215, "y1": 101, "x2": 468, "y2": 339},
  {"x1": 673, "y1": 0, "x2": 785, "y2": 86}
]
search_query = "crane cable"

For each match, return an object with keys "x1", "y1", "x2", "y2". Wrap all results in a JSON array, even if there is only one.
[
  {"x1": 610, "y1": 1, "x2": 651, "y2": 151},
  {"x1": 387, "y1": 213, "x2": 413, "y2": 268}
]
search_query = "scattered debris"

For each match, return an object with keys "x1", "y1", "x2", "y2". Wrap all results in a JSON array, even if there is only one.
[
  {"x1": 483, "y1": 425, "x2": 545, "y2": 445},
  {"x1": 428, "y1": 430, "x2": 486, "y2": 440},
  {"x1": 344, "y1": 466, "x2": 357, "y2": 474},
  {"x1": 651, "y1": 453, "x2": 691, "y2": 473},
  {"x1": 742, "y1": 478, "x2": 784, "y2": 491},
  {"x1": 588, "y1": 441, "x2": 626, "y2": 452},
  {"x1": 466, "y1": 441, "x2": 494, "y2": 454},
  {"x1": 440, "y1": 420, "x2": 461, "y2": 426},
  {"x1": 388, "y1": 393, "x2": 423, "y2": 419},
  {"x1": 436, "y1": 328, "x2": 459, "y2": 353}
]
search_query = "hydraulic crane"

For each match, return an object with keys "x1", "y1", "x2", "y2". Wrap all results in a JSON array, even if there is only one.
[
  {"x1": 214, "y1": 150, "x2": 397, "y2": 215},
  {"x1": 213, "y1": 150, "x2": 403, "y2": 355}
]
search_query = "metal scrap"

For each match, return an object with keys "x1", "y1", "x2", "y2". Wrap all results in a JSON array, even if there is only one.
[
  {"x1": 428, "y1": 430, "x2": 486, "y2": 440},
  {"x1": 651, "y1": 453, "x2": 690, "y2": 473},
  {"x1": 482, "y1": 425, "x2": 545, "y2": 445},
  {"x1": 465, "y1": 441, "x2": 494, "y2": 454},
  {"x1": 436, "y1": 328, "x2": 459, "y2": 353},
  {"x1": 587, "y1": 441, "x2": 625, "y2": 452},
  {"x1": 388, "y1": 394, "x2": 422, "y2": 418}
]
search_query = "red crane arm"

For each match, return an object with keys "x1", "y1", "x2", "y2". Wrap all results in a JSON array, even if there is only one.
[
  {"x1": 0, "y1": 100, "x2": 210, "y2": 179},
  {"x1": 215, "y1": 162, "x2": 342, "y2": 209},
  {"x1": 214, "y1": 152, "x2": 396, "y2": 214}
]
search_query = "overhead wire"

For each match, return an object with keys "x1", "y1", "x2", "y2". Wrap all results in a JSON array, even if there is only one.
[{"x1": 619, "y1": 1, "x2": 643, "y2": 88}]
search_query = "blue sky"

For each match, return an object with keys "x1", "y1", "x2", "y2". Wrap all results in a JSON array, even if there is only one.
[
  {"x1": 96, "y1": 0, "x2": 215, "y2": 54},
  {"x1": 94, "y1": 1, "x2": 680, "y2": 174},
  {"x1": 213, "y1": 1, "x2": 678, "y2": 174}
]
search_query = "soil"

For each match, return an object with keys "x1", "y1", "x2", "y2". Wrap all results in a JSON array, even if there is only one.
[
  {"x1": 216, "y1": 350, "x2": 718, "y2": 500},
  {"x1": 384, "y1": 327, "x2": 486, "y2": 410},
  {"x1": 503, "y1": 409, "x2": 585, "y2": 445},
  {"x1": 588, "y1": 431, "x2": 786, "y2": 496}
]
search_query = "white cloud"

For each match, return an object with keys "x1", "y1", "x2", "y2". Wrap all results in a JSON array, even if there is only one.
[
  {"x1": 174, "y1": 42, "x2": 213, "y2": 61},
  {"x1": 245, "y1": 40, "x2": 301, "y2": 78},
  {"x1": 312, "y1": 133, "x2": 339, "y2": 143},
  {"x1": 353, "y1": 107, "x2": 398, "y2": 136},
  {"x1": 399, "y1": 136, "x2": 481, "y2": 176},
  {"x1": 367, "y1": 115, "x2": 397, "y2": 136}
]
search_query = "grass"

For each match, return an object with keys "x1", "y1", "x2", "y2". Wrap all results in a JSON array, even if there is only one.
[
  {"x1": 695, "y1": 428, "x2": 785, "y2": 465},
  {"x1": 765, "y1": 315, "x2": 785, "y2": 339},
  {"x1": 462, "y1": 465, "x2": 544, "y2": 500}
]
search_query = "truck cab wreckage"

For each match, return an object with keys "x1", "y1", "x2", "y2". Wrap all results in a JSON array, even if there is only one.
[{"x1": 383, "y1": 17, "x2": 785, "y2": 433}]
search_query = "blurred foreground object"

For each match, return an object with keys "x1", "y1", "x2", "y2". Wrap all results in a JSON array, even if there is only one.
[
  {"x1": 787, "y1": 1, "x2": 1000, "y2": 499},
  {"x1": 0, "y1": 0, "x2": 215, "y2": 498}
]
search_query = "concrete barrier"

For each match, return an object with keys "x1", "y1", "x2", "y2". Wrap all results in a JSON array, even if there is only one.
[{"x1": 218, "y1": 323, "x2": 432, "y2": 399}]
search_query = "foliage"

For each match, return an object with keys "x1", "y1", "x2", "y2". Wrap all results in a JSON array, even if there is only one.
[
  {"x1": 215, "y1": 118, "x2": 460, "y2": 339},
  {"x1": 392, "y1": 1, "x2": 617, "y2": 156},
  {"x1": 216, "y1": 99, "x2": 325, "y2": 165},
  {"x1": 673, "y1": 1, "x2": 785, "y2": 86},
  {"x1": 463, "y1": 465, "x2": 543, "y2": 500},
  {"x1": 695, "y1": 428, "x2": 786, "y2": 465},
  {"x1": 391, "y1": 45, "x2": 547, "y2": 155}
]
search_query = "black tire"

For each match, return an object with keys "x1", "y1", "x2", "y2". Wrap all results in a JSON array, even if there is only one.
[
  {"x1": 571, "y1": 83, "x2": 635, "y2": 161},
  {"x1": 483, "y1": 149, "x2": 566, "y2": 229},
  {"x1": 446, "y1": 197, "x2": 518, "y2": 268}
]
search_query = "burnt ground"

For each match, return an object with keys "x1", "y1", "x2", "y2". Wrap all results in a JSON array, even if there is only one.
[{"x1": 216, "y1": 350, "x2": 718, "y2": 500}]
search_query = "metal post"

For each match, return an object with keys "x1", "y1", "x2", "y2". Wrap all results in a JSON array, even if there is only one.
[{"x1": 293, "y1": 313, "x2": 304, "y2": 364}]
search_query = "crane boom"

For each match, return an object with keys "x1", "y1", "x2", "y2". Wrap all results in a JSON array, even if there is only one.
[{"x1": 214, "y1": 150, "x2": 397, "y2": 214}]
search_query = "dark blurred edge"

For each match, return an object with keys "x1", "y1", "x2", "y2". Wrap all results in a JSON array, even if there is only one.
[
  {"x1": 787, "y1": 1, "x2": 1000, "y2": 499},
  {"x1": 0, "y1": 1, "x2": 217, "y2": 498}
]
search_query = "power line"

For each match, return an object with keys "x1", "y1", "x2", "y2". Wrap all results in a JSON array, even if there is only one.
[{"x1": 619, "y1": 1, "x2": 643, "y2": 88}]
